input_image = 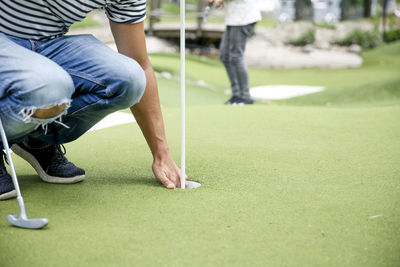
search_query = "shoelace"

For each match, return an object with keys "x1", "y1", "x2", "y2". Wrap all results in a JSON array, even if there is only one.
[
  {"x1": 52, "y1": 144, "x2": 68, "y2": 165},
  {"x1": 0, "y1": 150, "x2": 7, "y2": 176}
]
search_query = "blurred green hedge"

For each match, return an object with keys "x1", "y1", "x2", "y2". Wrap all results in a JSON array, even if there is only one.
[
  {"x1": 336, "y1": 29, "x2": 382, "y2": 49},
  {"x1": 385, "y1": 29, "x2": 400, "y2": 43},
  {"x1": 290, "y1": 28, "x2": 316, "y2": 46}
]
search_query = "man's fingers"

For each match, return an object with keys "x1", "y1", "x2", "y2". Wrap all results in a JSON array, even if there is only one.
[
  {"x1": 175, "y1": 171, "x2": 188, "y2": 189},
  {"x1": 157, "y1": 173, "x2": 175, "y2": 189},
  {"x1": 152, "y1": 158, "x2": 189, "y2": 189},
  {"x1": 213, "y1": 0, "x2": 223, "y2": 8},
  {"x1": 184, "y1": 174, "x2": 188, "y2": 188},
  {"x1": 167, "y1": 171, "x2": 187, "y2": 189}
]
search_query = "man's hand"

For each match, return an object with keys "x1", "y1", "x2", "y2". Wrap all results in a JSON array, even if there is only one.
[
  {"x1": 152, "y1": 151, "x2": 187, "y2": 189},
  {"x1": 109, "y1": 21, "x2": 186, "y2": 189},
  {"x1": 209, "y1": 0, "x2": 224, "y2": 8}
]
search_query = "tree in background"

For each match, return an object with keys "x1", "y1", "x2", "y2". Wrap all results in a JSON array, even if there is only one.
[
  {"x1": 364, "y1": 0, "x2": 372, "y2": 17},
  {"x1": 295, "y1": 0, "x2": 313, "y2": 20}
]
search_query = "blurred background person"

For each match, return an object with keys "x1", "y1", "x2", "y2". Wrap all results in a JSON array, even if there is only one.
[{"x1": 208, "y1": 0, "x2": 262, "y2": 105}]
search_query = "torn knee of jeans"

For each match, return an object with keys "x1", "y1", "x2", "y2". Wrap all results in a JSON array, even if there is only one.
[
  {"x1": 18, "y1": 100, "x2": 71, "y2": 123},
  {"x1": 18, "y1": 100, "x2": 71, "y2": 134},
  {"x1": 33, "y1": 116, "x2": 70, "y2": 135}
]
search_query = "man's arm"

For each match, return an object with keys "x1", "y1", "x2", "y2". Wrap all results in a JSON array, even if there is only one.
[{"x1": 109, "y1": 20, "x2": 184, "y2": 189}]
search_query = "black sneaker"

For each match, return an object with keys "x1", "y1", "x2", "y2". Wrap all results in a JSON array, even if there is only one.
[
  {"x1": 224, "y1": 96, "x2": 242, "y2": 105},
  {"x1": 12, "y1": 143, "x2": 85, "y2": 184},
  {"x1": 0, "y1": 150, "x2": 17, "y2": 200},
  {"x1": 237, "y1": 97, "x2": 254, "y2": 105}
]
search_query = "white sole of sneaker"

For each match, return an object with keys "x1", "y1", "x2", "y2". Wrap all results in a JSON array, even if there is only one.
[
  {"x1": 12, "y1": 145, "x2": 85, "y2": 184},
  {"x1": 0, "y1": 189, "x2": 17, "y2": 200}
]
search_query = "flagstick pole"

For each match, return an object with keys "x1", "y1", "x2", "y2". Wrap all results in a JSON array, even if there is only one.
[{"x1": 180, "y1": 0, "x2": 186, "y2": 189}]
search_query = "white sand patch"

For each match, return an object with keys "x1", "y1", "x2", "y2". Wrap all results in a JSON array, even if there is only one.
[
  {"x1": 107, "y1": 36, "x2": 176, "y2": 54},
  {"x1": 89, "y1": 111, "x2": 136, "y2": 132},
  {"x1": 250, "y1": 85, "x2": 325, "y2": 100}
]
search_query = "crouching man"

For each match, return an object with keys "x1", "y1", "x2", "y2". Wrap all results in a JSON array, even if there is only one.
[{"x1": 0, "y1": 0, "x2": 184, "y2": 200}]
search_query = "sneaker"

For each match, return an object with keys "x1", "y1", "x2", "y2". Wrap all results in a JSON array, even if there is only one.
[
  {"x1": 12, "y1": 143, "x2": 85, "y2": 184},
  {"x1": 0, "y1": 150, "x2": 17, "y2": 200},
  {"x1": 224, "y1": 96, "x2": 242, "y2": 105},
  {"x1": 237, "y1": 97, "x2": 254, "y2": 105}
]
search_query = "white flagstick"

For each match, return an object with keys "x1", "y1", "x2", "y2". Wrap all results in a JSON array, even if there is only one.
[
  {"x1": 180, "y1": 0, "x2": 186, "y2": 189},
  {"x1": 179, "y1": 0, "x2": 201, "y2": 190}
]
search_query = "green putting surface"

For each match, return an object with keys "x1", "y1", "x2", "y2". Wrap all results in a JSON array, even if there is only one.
[
  {"x1": 2, "y1": 42, "x2": 400, "y2": 266},
  {"x1": 1, "y1": 105, "x2": 399, "y2": 266}
]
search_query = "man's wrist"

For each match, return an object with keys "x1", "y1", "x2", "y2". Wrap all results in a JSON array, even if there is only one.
[{"x1": 152, "y1": 145, "x2": 170, "y2": 161}]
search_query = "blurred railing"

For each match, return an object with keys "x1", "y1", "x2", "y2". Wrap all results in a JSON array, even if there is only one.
[{"x1": 146, "y1": 0, "x2": 222, "y2": 39}]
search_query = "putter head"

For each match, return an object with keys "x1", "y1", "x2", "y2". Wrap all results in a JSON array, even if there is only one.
[
  {"x1": 8, "y1": 214, "x2": 48, "y2": 229},
  {"x1": 186, "y1": 181, "x2": 201, "y2": 189}
]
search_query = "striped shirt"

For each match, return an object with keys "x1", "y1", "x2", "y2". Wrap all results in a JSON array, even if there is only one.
[{"x1": 0, "y1": 0, "x2": 146, "y2": 40}]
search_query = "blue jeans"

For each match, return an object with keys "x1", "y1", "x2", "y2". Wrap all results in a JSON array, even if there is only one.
[
  {"x1": 0, "y1": 33, "x2": 146, "y2": 149},
  {"x1": 219, "y1": 23, "x2": 255, "y2": 99}
]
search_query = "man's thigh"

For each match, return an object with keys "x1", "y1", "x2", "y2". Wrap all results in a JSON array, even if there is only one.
[
  {"x1": 37, "y1": 35, "x2": 140, "y2": 93},
  {"x1": 36, "y1": 34, "x2": 144, "y2": 114},
  {"x1": 219, "y1": 26, "x2": 232, "y2": 61},
  {"x1": 0, "y1": 33, "x2": 72, "y2": 103},
  {"x1": 0, "y1": 33, "x2": 73, "y2": 142},
  {"x1": 227, "y1": 24, "x2": 254, "y2": 57}
]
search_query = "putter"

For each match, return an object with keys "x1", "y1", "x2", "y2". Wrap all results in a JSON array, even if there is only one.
[
  {"x1": 202, "y1": 2, "x2": 213, "y2": 24},
  {"x1": 0, "y1": 117, "x2": 48, "y2": 229},
  {"x1": 180, "y1": 0, "x2": 201, "y2": 190}
]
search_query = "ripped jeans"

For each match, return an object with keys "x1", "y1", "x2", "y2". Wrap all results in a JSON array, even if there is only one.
[{"x1": 0, "y1": 33, "x2": 146, "y2": 149}]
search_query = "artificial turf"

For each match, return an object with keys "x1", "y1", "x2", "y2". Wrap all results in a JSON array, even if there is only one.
[
  {"x1": 1, "y1": 42, "x2": 399, "y2": 266},
  {"x1": 1, "y1": 105, "x2": 399, "y2": 266}
]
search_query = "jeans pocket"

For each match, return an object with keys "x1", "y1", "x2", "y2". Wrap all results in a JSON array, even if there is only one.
[{"x1": 241, "y1": 23, "x2": 255, "y2": 38}]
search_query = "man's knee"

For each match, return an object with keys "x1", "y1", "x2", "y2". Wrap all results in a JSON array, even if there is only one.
[
  {"x1": 15, "y1": 67, "x2": 74, "y2": 109},
  {"x1": 33, "y1": 104, "x2": 68, "y2": 119},
  {"x1": 108, "y1": 59, "x2": 146, "y2": 108}
]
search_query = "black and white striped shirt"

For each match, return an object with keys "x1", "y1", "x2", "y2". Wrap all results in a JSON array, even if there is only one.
[{"x1": 0, "y1": 0, "x2": 146, "y2": 40}]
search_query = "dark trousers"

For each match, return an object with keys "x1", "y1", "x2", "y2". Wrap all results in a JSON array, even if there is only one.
[{"x1": 219, "y1": 23, "x2": 255, "y2": 99}]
